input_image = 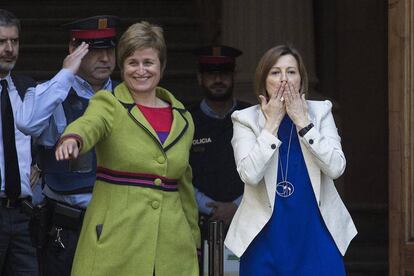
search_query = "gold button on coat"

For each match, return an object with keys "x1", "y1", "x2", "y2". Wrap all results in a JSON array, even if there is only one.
[
  {"x1": 151, "y1": 201, "x2": 160, "y2": 209},
  {"x1": 157, "y1": 156, "x2": 165, "y2": 164}
]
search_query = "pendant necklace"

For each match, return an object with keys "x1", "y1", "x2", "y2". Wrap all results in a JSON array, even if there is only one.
[{"x1": 276, "y1": 123, "x2": 295, "y2": 198}]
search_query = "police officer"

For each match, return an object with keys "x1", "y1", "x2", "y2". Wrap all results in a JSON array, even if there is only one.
[
  {"x1": 189, "y1": 45, "x2": 249, "y2": 232},
  {"x1": 0, "y1": 9, "x2": 39, "y2": 276},
  {"x1": 15, "y1": 15, "x2": 119, "y2": 276}
]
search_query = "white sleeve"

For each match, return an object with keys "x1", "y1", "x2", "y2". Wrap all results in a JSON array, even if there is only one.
[
  {"x1": 231, "y1": 111, "x2": 281, "y2": 186},
  {"x1": 299, "y1": 100, "x2": 346, "y2": 179},
  {"x1": 194, "y1": 187, "x2": 214, "y2": 215}
]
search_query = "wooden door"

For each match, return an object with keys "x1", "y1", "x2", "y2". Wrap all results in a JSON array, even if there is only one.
[{"x1": 389, "y1": 0, "x2": 414, "y2": 275}]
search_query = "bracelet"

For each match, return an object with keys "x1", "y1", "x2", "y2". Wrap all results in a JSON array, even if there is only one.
[{"x1": 298, "y1": 123, "x2": 314, "y2": 137}]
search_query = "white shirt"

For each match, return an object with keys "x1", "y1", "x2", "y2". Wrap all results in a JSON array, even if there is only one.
[{"x1": 0, "y1": 74, "x2": 32, "y2": 198}]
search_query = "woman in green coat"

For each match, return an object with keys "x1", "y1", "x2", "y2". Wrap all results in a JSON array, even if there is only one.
[{"x1": 55, "y1": 22, "x2": 200, "y2": 276}]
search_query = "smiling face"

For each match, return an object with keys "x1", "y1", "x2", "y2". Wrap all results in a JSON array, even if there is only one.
[
  {"x1": 265, "y1": 54, "x2": 301, "y2": 98},
  {"x1": 0, "y1": 25, "x2": 19, "y2": 77},
  {"x1": 122, "y1": 47, "x2": 161, "y2": 95},
  {"x1": 74, "y1": 47, "x2": 115, "y2": 88}
]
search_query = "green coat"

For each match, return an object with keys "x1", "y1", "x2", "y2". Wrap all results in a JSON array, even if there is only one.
[{"x1": 63, "y1": 83, "x2": 200, "y2": 276}]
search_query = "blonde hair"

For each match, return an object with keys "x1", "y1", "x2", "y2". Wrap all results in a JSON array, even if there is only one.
[
  {"x1": 117, "y1": 21, "x2": 167, "y2": 74},
  {"x1": 254, "y1": 44, "x2": 308, "y2": 100}
]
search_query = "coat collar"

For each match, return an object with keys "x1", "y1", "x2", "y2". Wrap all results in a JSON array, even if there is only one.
[{"x1": 114, "y1": 83, "x2": 189, "y2": 152}]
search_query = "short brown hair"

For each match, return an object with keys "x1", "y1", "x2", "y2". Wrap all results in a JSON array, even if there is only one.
[
  {"x1": 117, "y1": 21, "x2": 166, "y2": 74},
  {"x1": 254, "y1": 44, "x2": 308, "y2": 99}
]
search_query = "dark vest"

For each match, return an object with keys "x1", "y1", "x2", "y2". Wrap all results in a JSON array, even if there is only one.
[
  {"x1": 11, "y1": 74, "x2": 36, "y2": 100},
  {"x1": 189, "y1": 101, "x2": 250, "y2": 202},
  {"x1": 40, "y1": 81, "x2": 118, "y2": 195}
]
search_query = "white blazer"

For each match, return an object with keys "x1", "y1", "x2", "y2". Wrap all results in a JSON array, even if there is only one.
[{"x1": 224, "y1": 100, "x2": 357, "y2": 258}]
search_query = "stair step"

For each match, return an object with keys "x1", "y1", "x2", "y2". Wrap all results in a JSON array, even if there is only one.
[
  {"x1": 15, "y1": 69, "x2": 199, "y2": 104},
  {"x1": 19, "y1": 18, "x2": 201, "y2": 45},
  {"x1": 11, "y1": 0, "x2": 203, "y2": 103},
  {"x1": 10, "y1": 0, "x2": 202, "y2": 101},
  {"x1": 20, "y1": 43, "x2": 200, "y2": 51},
  {"x1": 345, "y1": 241, "x2": 388, "y2": 275},
  {"x1": 346, "y1": 261, "x2": 388, "y2": 276},
  {"x1": 17, "y1": 43, "x2": 199, "y2": 73},
  {"x1": 15, "y1": 69, "x2": 195, "y2": 80},
  {"x1": 345, "y1": 243, "x2": 387, "y2": 262},
  {"x1": 349, "y1": 207, "x2": 388, "y2": 243},
  {"x1": 10, "y1": 1, "x2": 196, "y2": 18}
]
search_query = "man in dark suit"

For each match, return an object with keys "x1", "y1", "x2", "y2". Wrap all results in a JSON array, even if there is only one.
[{"x1": 0, "y1": 9, "x2": 38, "y2": 276}]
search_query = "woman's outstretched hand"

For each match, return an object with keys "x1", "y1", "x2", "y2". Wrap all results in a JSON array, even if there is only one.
[{"x1": 55, "y1": 138, "x2": 79, "y2": 161}]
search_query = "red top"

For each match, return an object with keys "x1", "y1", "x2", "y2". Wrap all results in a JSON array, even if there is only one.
[{"x1": 137, "y1": 104, "x2": 172, "y2": 144}]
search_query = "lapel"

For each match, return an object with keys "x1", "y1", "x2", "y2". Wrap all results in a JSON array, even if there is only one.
[
  {"x1": 114, "y1": 83, "x2": 189, "y2": 153},
  {"x1": 300, "y1": 108, "x2": 321, "y2": 204},
  {"x1": 163, "y1": 107, "x2": 189, "y2": 152},
  {"x1": 129, "y1": 104, "x2": 160, "y2": 139}
]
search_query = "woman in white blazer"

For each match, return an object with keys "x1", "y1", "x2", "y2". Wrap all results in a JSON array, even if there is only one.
[{"x1": 224, "y1": 45, "x2": 357, "y2": 276}]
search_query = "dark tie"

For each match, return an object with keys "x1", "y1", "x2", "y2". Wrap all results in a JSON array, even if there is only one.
[{"x1": 1, "y1": 79, "x2": 21, "y2": 199}]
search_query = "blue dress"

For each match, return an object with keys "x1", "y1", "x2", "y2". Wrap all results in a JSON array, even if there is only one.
[{"x1": 240, "y1": 116, "x2": 345, "y2": 276}]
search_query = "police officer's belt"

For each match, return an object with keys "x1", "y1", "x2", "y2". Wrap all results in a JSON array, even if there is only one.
[{"x1": 46, "y1": 198, "x2": 85, "y2": 230}]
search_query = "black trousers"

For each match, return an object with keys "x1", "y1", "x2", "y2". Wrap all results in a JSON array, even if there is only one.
[
  {"x1": 40, "y1": 225, "x2": 80, "y2": 276},
  {"x1": 0, "y1": 206, "x2": 38, "y2": 276},
  {"x1": 38, "y1": 197, "x2": 84, "y2": 276}
]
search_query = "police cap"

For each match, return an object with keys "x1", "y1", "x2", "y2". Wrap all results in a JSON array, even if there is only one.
[
  {"x1": 193, "y1": 45, "x2": 242, "y2": 73},
  {"x1": 63, "y1": 15, "x2": 120, "y2": 49}
]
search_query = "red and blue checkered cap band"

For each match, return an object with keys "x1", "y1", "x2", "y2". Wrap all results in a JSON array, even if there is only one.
[{"x1": 70, "y1": 28, "x2": 116, "y2": 39}]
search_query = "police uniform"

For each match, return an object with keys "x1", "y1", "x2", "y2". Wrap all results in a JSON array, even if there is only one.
[
  {"x1": 15, "y1": 15, "x2": 119, "y2": 276},
  {"x1": 189, "y1": 45, "x2": 248, "y2": 223},
  {"x1": 189, "y1": 100, "x2": 249, "y2": 203}
]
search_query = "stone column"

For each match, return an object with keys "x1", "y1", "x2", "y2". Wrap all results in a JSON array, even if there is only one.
[{"x1": 221, "y1": 0, "x2": 316, "y2": 102}]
